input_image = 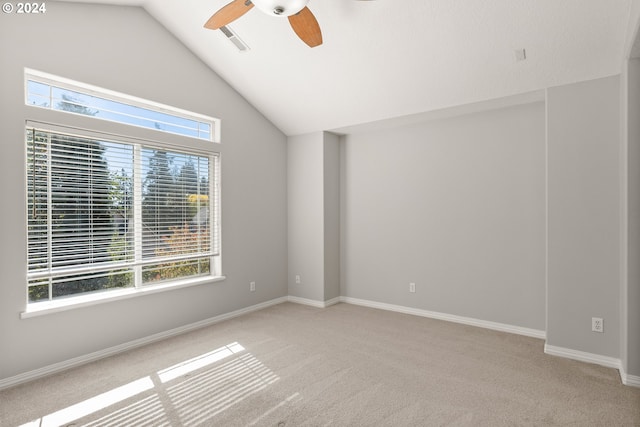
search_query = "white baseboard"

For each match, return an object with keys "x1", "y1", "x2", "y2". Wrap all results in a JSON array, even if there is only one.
[
  {"x1": 543, "y1": 345, "x2": 640, "y2": 388},
  {"x1": 5, "y1": 293, "x2": 637, "y2": 391},
  {"x1": 287, "y1": 295, "x2": 340, "y2": 308},
  {"x1": 0, "y1": 296, "x2": 288, "y2": 391},
  {"x1": 325, "y1": 297, "x2": 341, "y2": 307},
  {"x1": 544, "y1": 344, "x2": 622, "y2": 370},
  {"x1": 339, "y1": 296, "x2": 547, "y2": 340},
  {"x1": 339, "y1": 298, "x2": 640, "y2": 388},
  {"x1": 620, "y1": 370, "x2": 640, "y2": 388}
]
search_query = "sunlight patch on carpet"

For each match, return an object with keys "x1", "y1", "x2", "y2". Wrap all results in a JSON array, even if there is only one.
[{"x1": 19, "y1": 341, "x2": 279, "y2": 427}]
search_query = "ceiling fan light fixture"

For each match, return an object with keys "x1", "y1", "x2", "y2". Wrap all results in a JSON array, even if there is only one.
[
  {"x1": 251, "y1": 0, "x2": 309, "y2": 17},
  {"x1": 204, "y1": 0, "x2": 322, "y2": 48}
]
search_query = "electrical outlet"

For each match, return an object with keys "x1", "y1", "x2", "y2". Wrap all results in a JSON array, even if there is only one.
[
  {"x1": 592, "y1": 317, "x2": 603, "y2": 333},
  {"x1": 250, "y1": 281, "x2": 256, "y2": 292},
  {"x1": 409, "y1": 282, "x2": 416, "y2": 293},
  {"x1": 295, "y1": 275, "x2": 301, "y2": 284}
]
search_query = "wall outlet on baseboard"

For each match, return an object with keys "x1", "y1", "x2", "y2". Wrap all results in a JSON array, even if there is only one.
[
  {"x1": 409, "y1": 282, "x2": 416, "y2": 293},
  {"x1": 250, "y1": 281, "x2": 256, "y2": 292},
  {"x1": 295, "y1": 275, "x2": 301, "y2": 284},
  {"x1": 592, "y1": 317, "x2": 603, "y2": 333}
]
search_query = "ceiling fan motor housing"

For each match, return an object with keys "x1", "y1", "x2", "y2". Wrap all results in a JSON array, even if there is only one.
[{"x1": 251, "y1": 0, "x2": 309, "y2": 16}]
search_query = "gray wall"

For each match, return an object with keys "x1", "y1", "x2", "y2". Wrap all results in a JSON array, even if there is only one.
[
  {"x1": 287, "y1": 131, "x2": 340, "y2": 302},
  {"x1": 288, "y1": 132, "x2": 325, "y2": 301},
  {"x1": 0, "y1": 3, "x2": 287, "y2": 381},
  {"x1": 546, "y1": 76, "x2": 621, "y2": 357},
  {"x1": 626, "y1": 59, "x2": 640, "y2": 376},
  {"x1": 323, "y1": 132, "x2": 341, "y2": 301},
  {"x1": 340, "y1": 102, "x2": 547, "y2": 331}
]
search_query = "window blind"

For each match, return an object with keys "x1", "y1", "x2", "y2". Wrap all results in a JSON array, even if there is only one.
[{"x1": 26, "y1": 126, "x2": 219, "y2": 302}]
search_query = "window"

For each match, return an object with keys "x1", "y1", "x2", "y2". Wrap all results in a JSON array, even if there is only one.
[
  {"x1": 25, "y1": 71, "x2": 221, "y2": 306},
  {"x1": 26, "y1": 69, "x2": 217, "y2": 142}
]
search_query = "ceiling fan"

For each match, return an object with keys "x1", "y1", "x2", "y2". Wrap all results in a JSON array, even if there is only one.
[{"x1": 204, "y1": 0, "x2": 323, "y2": 48}]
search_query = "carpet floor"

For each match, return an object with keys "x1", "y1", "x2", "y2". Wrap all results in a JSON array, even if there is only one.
[{"x1": 1, "y1": 302, "x2": 639, "y2": 426}]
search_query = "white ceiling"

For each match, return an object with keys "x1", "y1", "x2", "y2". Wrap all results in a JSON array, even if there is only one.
[{"x1": 58, "y1": 0, "x2": 639, "y2": 136}]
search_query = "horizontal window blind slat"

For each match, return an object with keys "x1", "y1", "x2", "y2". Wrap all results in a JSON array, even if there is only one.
[{"x1": 27, "y1": 252, "x2": 214, "y2": 280}]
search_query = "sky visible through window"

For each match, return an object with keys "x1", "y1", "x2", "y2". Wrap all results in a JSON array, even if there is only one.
[{"x1": 26, "y1": 80, "x2": 212, "y2": 140}]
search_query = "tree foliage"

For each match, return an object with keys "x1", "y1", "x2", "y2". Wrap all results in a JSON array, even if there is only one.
[
  {"x1": 143, "y1": 225, "x2": 210, "y2": 283},
  {"x1": 57, "y1": 93, "x2": 99, "y2": 116}
]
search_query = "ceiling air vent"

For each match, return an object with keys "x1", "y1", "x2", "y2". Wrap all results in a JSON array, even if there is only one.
[{"x1": 220, "y1": 25, "x2": 250, "y2": 52}]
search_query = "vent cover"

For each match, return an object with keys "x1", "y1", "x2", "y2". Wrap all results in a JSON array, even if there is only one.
[{"x1": 220, "y1": 25, "x2": 250, "y2": 52}]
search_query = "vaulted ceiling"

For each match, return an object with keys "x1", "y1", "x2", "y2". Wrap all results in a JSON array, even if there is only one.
[{"x1": 57, "y1": 0, "x2": 640, "y2": 136}]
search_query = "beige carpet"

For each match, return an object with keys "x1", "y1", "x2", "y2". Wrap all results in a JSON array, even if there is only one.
[{"x1": 1, "y1": 302, "x2": 639, "y2": 426}]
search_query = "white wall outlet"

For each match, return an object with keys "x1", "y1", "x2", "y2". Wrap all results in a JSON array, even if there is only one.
[
  {"x1": 409, "y1": 282, "x2": 416, "y2": 293},
  {"x1": 250, "y1": 281, "x2": 256, "y2": 292},
  {"x1": 592, "y1": 317, "x2": 603, "y2": 333},
  {"x1": 295, "y1": 275, "x2": 301, "y2": 284}
]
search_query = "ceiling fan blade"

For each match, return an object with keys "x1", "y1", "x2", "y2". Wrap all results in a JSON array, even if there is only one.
[
  {"x1": 288, "y1": 7, "x2": 323, "y2": 47},
  {"x1": 204, "y1": 0, "x2": 254, "y2": 30}
]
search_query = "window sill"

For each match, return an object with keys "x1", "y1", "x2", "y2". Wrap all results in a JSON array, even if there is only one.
[{"x1": 20, "y1": 275, "x2": 226, "y2": 319}]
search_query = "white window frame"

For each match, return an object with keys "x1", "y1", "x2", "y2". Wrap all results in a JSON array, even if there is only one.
[{"x1": 22, "y1": 70, "x2": 224, "y2": 318}]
